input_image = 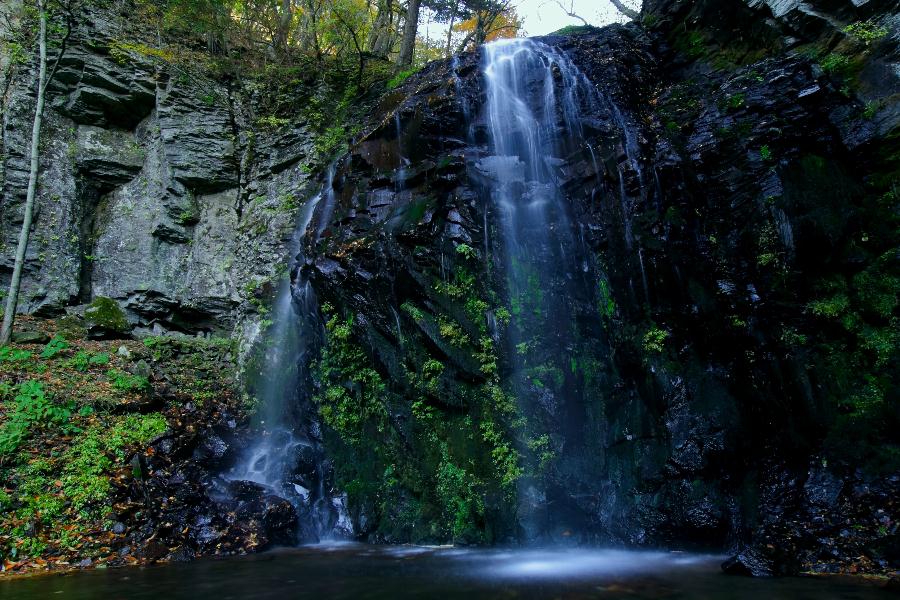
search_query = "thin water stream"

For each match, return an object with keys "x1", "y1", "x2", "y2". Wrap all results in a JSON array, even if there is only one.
[{"x1": 226, "y1": 164, "x2": 346, "y2": 539}]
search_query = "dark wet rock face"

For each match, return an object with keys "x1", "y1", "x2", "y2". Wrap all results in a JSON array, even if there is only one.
[
  {"x1": 300, "y1": 0, "x2": 898, "y2": 577},
  {"x1": 116, "y1": 409, "x2": 312, "y2": 561}
]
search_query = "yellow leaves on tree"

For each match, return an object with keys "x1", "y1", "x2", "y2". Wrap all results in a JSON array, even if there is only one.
[{"x1": 453, "y1": 7, "x2": 522, "y2": 48}]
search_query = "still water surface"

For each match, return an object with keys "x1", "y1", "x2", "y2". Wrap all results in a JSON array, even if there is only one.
[{"x1": 0, "y1": 544, "x2": 893, "y2": 599}]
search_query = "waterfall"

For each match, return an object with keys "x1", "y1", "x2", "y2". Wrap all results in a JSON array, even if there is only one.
[
  {"x1": 227, "y1": 165, "x2": 347, "y2": 541},
  {"x1": 477, "y1": 39, "x2": 612, "y2": 541},
  {"x1": 226, "y1": 38, "x2": 645, "y2": 546}
]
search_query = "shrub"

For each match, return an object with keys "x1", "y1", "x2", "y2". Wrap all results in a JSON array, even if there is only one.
[
  {"x1": 455, "y1": 243, "x2": 477, "y2": 260},
  {"x1": 68, "y1": 350, "x2": 111, "y2": 372},
  {"x1": 844, "y1": 21, "x2": 888, "y2": 45},
  {"x1": 820, "y1": 53, "x2": 852, "y2": 76},
  {"x1": 643, "y1": 326, "x2": 670, "y2": 354}
]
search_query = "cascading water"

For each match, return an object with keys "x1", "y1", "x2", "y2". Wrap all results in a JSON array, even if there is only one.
[
  {"x1": 477, "y1": 38, "x2": 614, "y2": 541},
  {"x1": 227, "y1": 37, "x2": 647, "y2": 546},
  {"x1": 227, "y1": 166, "x2": 349, "y2": 540}
]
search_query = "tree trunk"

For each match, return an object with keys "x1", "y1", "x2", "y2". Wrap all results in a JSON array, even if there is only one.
[
  {"x1": 444, "y1": 0, "x2": 459, "y2": 57},
  {"x1": 1, "y1": 0, "x2": 47, "y2": 346},
  {"x1": 274, "y1": 0, "x2": 293, "y2": 54},
  {"x1": 475, "y1": 11, "x2": 486, "y2": 46},
  {"x1": 368, "y1": 0, "x2": 394, "y2": 58},
  {"x1": 396, "y1": 0, "x2": 420, "y2": 67},
  {"x1": 608, "y1": 0, "x2": 639, "y2": 20},
  {"x1": 301, "y1": 0, "x2": 323, "y2": 63}
]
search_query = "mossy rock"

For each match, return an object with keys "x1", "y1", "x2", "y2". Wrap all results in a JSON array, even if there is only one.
[
  {"x1": 56, "y1": 315, "x2": 88, "y2": 339},
  {"x1": 550, "y1": 25, "x2": 601, "y2": 37},
  {"x1": 84, "y1": 297, "x2": 130, "y2": 338},
  {"x1": 11, "y1": 330, "x2": 51, "y2": 344}
]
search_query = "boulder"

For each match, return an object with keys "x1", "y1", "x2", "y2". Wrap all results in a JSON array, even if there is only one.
[{"x1": 83, "y1": 296, "x2": 130, "y2": 338}]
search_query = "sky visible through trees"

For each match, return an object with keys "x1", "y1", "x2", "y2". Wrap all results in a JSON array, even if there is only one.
[{"x1": 421, "y1": 0, "x2": 638, "y2": 39}]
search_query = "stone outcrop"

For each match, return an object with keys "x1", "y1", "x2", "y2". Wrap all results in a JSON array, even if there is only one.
[{"x1": 0, "y1": 5, "x2": 317, "y2": 343}]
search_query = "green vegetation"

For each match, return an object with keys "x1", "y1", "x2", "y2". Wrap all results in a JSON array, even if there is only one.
[
  {"x1": 725, "y1": 93, "x2": 746, "y2": 110},
  {"x1": 0, "y1": 381, "x2": 77, "y2": 456},
  {"x1": 551, "y1": 24, "x2": 601, "y2": 36},
  {"x1": 769, "y1": 155, "x2": 900, "y2": 473},
  {"x1": 40, "y1": 335, "x2": 68, "y2": 359},
  {"x1": 0, "y1": 317, "x2": 238, "y2": 568},
  {"x1": 83, "y1": 297, "x2": 129, "y2": 334},
  {"x1": 675, "y1": 30, "x2": 706, "y2": 59},
  {"x1": 4, "y1": 413, "x2": 166, "y2": 560},
  {"x1": 820, "y1": 52, "x2": 853, "y2": 76},
  {"x1": 597, "y1": 279, "x2": 616, "y2": 320},
  {"x1": 107, "y1": 368, "x2": 151, "y2": 393},
  {"x1": 314, "y1": 253, "x2": 529, "y2": 543},
  {"x1": 862, "y1": 100, "x2": 881, "y2": 120},
  {"x1": 386, "y1": 67, "x2": 418, "y2": 90},
  {"x1": 68, "y1": 350, "x2": 110, "y2": 372},
  {"x1": 642, "y1": 326, "x2": 669, "y2": 354},
  {"x1": 455, "y1": 243, "x2": 477, "y2": 260},
  {"x1": 843, "y1": 20, "x2": 888, "y2": 45},
  {"x1": 314, "y1": 311, "x2": 389, "y2": 445}
]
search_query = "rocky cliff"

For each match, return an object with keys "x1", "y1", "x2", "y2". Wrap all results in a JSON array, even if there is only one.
[
  {"x1": 1, "y1": 0, "x2": 898, "y2": 579},
  {"x1": 1, "y1": 4, "x2": 324, "y2": 352},
  {"x1": 301, "y1": 0, "x2": 899, "y2": 575}
]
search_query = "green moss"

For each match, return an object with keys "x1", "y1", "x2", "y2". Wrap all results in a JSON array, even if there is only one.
[
  {"x1": 434, "y1": 444, "x2": 485, "y2": 541},
  {"x1": 387, "y1": 67, "x2": 418, "y2": 90},
  {"x1": 314, "y1": 312, "x2": 389, "y2": 445},
  {"x1": 597, "y1": 279, "x2": 616, "y2": 319},
  {"x1": 551, "y1": 24, "x2": 601, "y2": 36},
  {"x1": 725, "y1": 93, "x2": 745, "y2": 110},
  {"x1": 314, "y1": 301, "x2": 522, "y2": 543},
  {"x1": 401, "y1": 301, "x2": 425, "y2": 322},
  {"x1": 84, "y1": 297, "x2": 129, "y2": 333},
  {"x1": 674, "y1": 30, "x2": 707, "y2": 58}
]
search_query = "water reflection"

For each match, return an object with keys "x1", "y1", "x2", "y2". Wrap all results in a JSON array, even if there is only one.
[{"x1": 1, "y1": 546, "x2": 893, "y2": 600}]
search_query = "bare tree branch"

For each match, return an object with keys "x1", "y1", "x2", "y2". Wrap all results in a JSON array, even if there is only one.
[
  {"x1": 551, "y1": 0, "x2": 588, "y2": 26},
  {"x1": 609, "y1": 0, "x2": 639, "y2": 20}
]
